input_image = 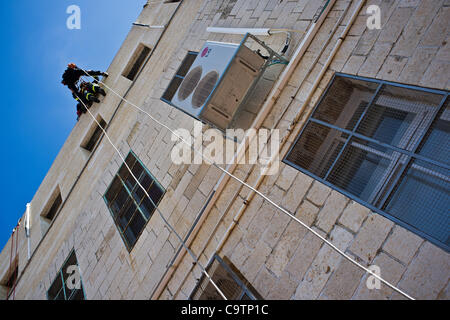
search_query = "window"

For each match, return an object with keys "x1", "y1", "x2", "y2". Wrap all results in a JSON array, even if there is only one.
[
  {"x1": 104, "y1": 152, "x2": 165, "y2": 250},
  {"x1": 81, "y1": 117, "x2": 107, "y2": 152},
  {"x1": 161, "y1": 51, "x2": 198, "y2": 103},
  {"x1": 45, "y1": 192, "x2": 62, "y2": 221},
  {"x1": 285, "y1": 74, "x2": 449, "y2": 250},
  {"x1": 1, "y1": 261, "x2": 18, "y2": 299},
  {"x1": 190, "y1": 255, "x2": 261, "y2": 300},
  {"x1": 47, "y1": 250, "x2": 85, "y2": 300},
  {"x1": 122, "y1": 44, "x2": 151, "y2": 81},
  {"x1": 40, "y1": 187, "x2": 63, "y2": 235}
]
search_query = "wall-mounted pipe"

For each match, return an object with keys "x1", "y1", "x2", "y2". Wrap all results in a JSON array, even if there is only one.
[
  {"x1": 25, "y1": 203, "x2": 31, "y2": 260},
  {"x1": 133, "y1": 23, "x2": 166, "y2": 29}
]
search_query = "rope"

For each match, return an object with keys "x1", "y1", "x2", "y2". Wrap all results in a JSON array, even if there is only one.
[
  {"x1": 74, "y1": 93, "x2": 228, "y2": 300},
  {"x1": 81, "y1": 69, "x2": 415, "y2": 300}
]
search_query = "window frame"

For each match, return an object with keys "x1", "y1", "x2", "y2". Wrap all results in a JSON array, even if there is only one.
[
  {"x1": 160, "y1": 51, "x2": 199, "y2": 111},
  {"x1": 284, "y1": 73, "x2": 449, "y2": 252},
  {"x1": 103, "y1": 151, "x2": 165, "y2": 251},
  {"x1": 46, "y1": 250, "x2": 85, "y2": 300}
]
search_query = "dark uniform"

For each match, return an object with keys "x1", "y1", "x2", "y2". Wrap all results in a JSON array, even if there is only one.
[
  {"x1": 61, "y1": 64, "x2": 107, "y2": 120},
  {"x1": 61, "y1": 66, "x2": 106, "y2": 96}
]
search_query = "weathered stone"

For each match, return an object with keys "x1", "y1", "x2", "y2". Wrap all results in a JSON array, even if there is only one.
[
  {"x1": 323, "y1": 257, "x2": 364, "y2": 300},
  {"x1": 281, "y1": 173, "x2": 313, "y2": 212},
  {"x1": 266, "y1": 271, "x2": 299, "y2": 300},
  {"x1": 306, "y1": 181, "x2": 331, "y2": 207},
  {"x1": 397, "y1": 242, "x2": 450, "y2": 300},
  {"x1": 315, "y1": 190, "x2": 349, "y2": 234},
  {"x1": 338, "y1": 201, "x2": 370, "y2": 233},
  {"x1": 353, "y1": 252, "x2": 406, "y2": 300},
  {"x1": 350, "y1": 214, "x2": 394, "y2": 263},
  {"x1": 383, "y1": 226, "x2": 424, "y2": 265}
]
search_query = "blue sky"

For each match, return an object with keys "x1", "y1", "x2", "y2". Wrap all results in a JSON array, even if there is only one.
[{"x1": 0, "y1": 1, "x2": 146, "y2": 249}]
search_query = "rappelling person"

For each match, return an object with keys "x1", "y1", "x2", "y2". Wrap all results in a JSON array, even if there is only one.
[
  {"x1": 74, "y1": 80, "x2": 107, "y2": 121},
  {"x1": 80, "y1": 80, "x2": 106, "y2": 103},
  {"x1": 61, "y1": 63, "x2": 108, "y2": 119},
  {"x1": 61, "y1": 63, "x2": 108, "y2": 96}
]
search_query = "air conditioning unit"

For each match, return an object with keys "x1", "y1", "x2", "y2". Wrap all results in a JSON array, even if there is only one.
[{"x1": 172, "y1": 41, "x2": 265, "y2": 130}]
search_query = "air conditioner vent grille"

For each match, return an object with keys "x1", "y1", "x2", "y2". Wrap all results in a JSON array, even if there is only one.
[
  {"x1": 192, "y1": 70, "x2": 219, "y2": 108},
  {"x1": 178, "y1": 66, "x2": 203, "y2": 101}
]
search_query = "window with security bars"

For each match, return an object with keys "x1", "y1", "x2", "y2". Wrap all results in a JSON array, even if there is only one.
[
  {"x1": 47, "y1": 250, "x2": 85, "y2": 300},
  {"x1": 190, "y1": 255, "x2": 261, "y2": 300},
  {"x1": 285, "y1": 74, "x2": 449, "y2": 250},
  {"x1": 104, "y1": 152, "x2": 165, "y2": 250},
  {"x1": 161, "y1": 51, "x2": 198, "y2": 103}
]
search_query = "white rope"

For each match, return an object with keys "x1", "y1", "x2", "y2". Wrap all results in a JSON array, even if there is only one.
[
  {"x1": 82, "y1": 70, "x2": 415, "y2": 300},
  {"x1": 74, "y1": 93, "x2": 227, "y2": 300}
]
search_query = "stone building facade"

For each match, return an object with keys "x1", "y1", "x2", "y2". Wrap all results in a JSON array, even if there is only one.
[{"x1": 0, "y1": 0, "x2": 448, "y2": 300}]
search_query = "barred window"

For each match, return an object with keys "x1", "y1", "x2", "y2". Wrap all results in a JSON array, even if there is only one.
[
  {"x1": 161, "y1": 51, "x2": 198, "y2": 103},
  {"x1": 285, "y1": 74, "x2": 449, "y2": 250},
  {"x1": 104, "y1": 152, "x2": 165, "y2": 250},
  {"x1": 190, "y1": 255, "x2": 261, "y2": 300},
  {"x1": 47, "y1": 250, "x2": 84, "y2": 300}
]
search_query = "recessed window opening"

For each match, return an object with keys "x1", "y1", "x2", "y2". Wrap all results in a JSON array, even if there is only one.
[
  {"x1": 1, "y1": 260, "x2": 18, "y2": 299},
  {"x1": 122, "y1": 44, "x2": 151, "y2": 81},
  {"x1": 40, "y1": 187, "x2": 63, "y2": 235},
  {"x1": 81, "y1": 117, "x2": 107, "y2": 152},
  {"x1": 44, "y1": 188, "x2": 62, "y2": 222}
]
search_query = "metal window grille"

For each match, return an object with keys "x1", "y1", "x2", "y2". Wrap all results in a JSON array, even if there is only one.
[
  {"x1": 161, "y1": 51, "x2": 199, "y2": 102},
  {"x1": 47, "y1": 250, "x2": 85, "y2": 300},
  {"x1": 103, "y1": 152, "x2": 165, "y2": 251},
  {"x1": 190, "y1": 255, "x2": 260, "y2": 300},
  {"x1": 285, "y1": 73, "x2": 449, "y2": 251}
]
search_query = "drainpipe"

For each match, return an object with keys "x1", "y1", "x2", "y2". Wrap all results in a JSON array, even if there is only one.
[
  {"x1": 214, "y1": 0, "x2": 366, "y2": 255},
  {"x1": 25, "y1": 203, "x2": 31, "y2": 261},
  {"x1": 151, "y1": 0, "x2": 339, "y2": 300}
]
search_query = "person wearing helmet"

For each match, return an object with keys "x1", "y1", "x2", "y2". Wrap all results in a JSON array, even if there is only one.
[
  {"x1": 61, "y1": 63, "x2": 108, "y2": 96},
  {"x1": 80, "y1": 80, "x2": 106, "y2": 104},
  {"x1": 73, "y1": 80, "x2": 107, "y2": 121},
  {"x1": 62, "y1": 63, "x2": 108, "y2": 120}
]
